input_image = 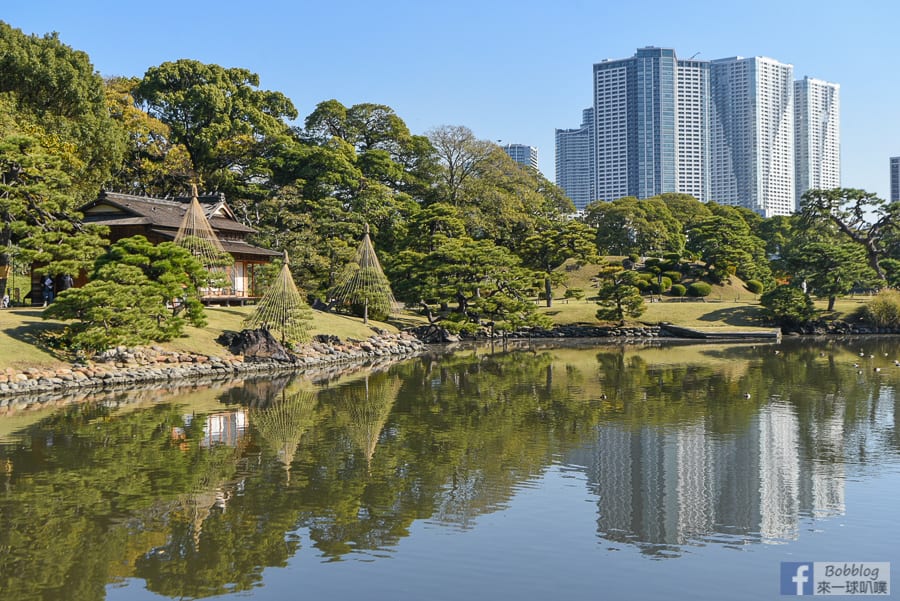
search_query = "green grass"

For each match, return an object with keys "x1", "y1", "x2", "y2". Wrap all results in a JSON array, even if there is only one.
[{"x1": 0, "y1": 305, "x2": 399, "y2": 371}]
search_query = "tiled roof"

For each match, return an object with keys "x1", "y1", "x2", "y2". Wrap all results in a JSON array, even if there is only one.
[
  {"x1": 81, "y1": 191, "x2": 256, "y2": 234},
  {"x1": 149, "y1": 229, "x2": 282, "y2": 258}
]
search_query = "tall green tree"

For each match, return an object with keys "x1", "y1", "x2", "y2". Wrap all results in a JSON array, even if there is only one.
[
  {"x1": 134, "y1": 59, "x2": 297, "y2": 197},
  {"x1": 427, "y1": 125, "x2": 493, "y2": 206},
  {"x1": 0, "y1": 22, "x2": 125, "y2": 297},
  {"x1": 584, "y1": 196, "x2": 684, "y2": 257},
  {"x1": 0, "y1": 21, "x2": 125, "y2": 201},
  {"x1": 799, "y1": 188, "x2": 900, "y2": 281},
  {"x1": 389, "y1": 235, "x2": 549, "y2": 333},
  {"x1": 520, "y1": 219, "x2": 599, "y2": 307},
  {"x1": 105, "y1": 76, "x2": 193, "y2": 197},
  {"x1": 595, "y1": 265, "x2": 645, "y2": 324},
  {"x1": 0, "y1": 106, "x2": 109, "y2": 294},
  {"x1": 687, "y1": 206, "x2": 773, "y2": 286}
]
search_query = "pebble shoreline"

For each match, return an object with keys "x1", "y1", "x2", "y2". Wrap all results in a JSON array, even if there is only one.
[{"x1": 0, "y1": 331, "x2": 425, "y2": 412}]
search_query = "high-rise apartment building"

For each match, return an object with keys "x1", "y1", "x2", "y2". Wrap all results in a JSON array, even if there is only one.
[
  {"x1": 794, "y1": 77, "x2": 840, "y2": 202},
  {"x1": 564, "y1": 48, "x2": 837, "y2": 215},
  {"x1": 555, "y1": 108, "x2": 595, "y2": 210},
  {"x1": 709, "y1": 56, "x2": 795, "y2": 217},
  {"x1": 502, "y1": 144, "x2": 539, "y2": 170},
  {"x1": 891, "y1": 157, "x2": 900, "y2": 202},
  {"x1": 591, "y1": 47, "x2": 710, "y2": 203}
]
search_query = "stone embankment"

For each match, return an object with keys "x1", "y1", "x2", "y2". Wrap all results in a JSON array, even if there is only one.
[
  {"x1": 794, "y1": 320, "x2": 900, "y2": 336},
  {"x1": 0, "y1": 331, "x2": 425, "y2": 409}
]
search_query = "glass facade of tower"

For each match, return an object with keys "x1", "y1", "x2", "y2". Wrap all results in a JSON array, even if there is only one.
[
  {"x1": 592, "y1": 47, "x2": 709, "y2": 203},
  {"x1": 891, "y1": 157, "x2": 900, "y2": 203},
  {"x1": 555, "y1": 108, "x2": 595, "y2": 211},
  {"x1": 573, "y1": 48, "x2": 834, "y2": 214},
  {"x1": 502, "y1": 144, "x2": 538, "y2": 170}
]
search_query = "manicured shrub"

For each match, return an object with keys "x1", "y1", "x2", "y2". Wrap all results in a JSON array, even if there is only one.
[
  {"x1": 745, "y1": 279, "x2": 764, "y2": 294},
  {"x1": 760, "y1": 285, "x2": 815, "y2": 326},
  {"x1": 687, "y1": 282, "x2": 712, "y2": 297},
  {"x1": 650, "y1": 276, "x2": 672, "y2": 294},
  {"x1": 864, "y1": 289, "x2": 900, "y2": 327},
  {"x1": 637, "y1": 272, "x2": 654, "y2": 282},
  {"x1": 663, "y1": 270, "x2": 682, "y2": 283},
  {"x1": 669, "y1": 284, "x2": 687, "y2": 297},
  {"x1": 627, "y1": 253, "x2": 640, "y2": 264},
  {"x1": 644, "y1": 258, "x2": 661, "y2": 268}
]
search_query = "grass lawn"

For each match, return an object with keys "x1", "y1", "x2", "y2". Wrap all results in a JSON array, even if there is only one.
[{"x1": 0, "y1": 305, "x2": 400, "y2": 371}]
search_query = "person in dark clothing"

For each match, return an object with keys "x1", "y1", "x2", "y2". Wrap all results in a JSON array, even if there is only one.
[{"x1": 41, "y1": 276, "x2": 54, "y2": 306}]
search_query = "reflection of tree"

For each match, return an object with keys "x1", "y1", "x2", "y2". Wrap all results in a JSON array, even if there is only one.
[
  {"x1": 252, "y1": 388, "x2": 321, "y2": 481},
  {"x1": 2, "y1": 339, "x2": 900, "y2": 598}
]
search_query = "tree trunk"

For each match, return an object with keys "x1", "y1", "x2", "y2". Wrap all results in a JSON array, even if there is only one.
[
  {"x1": 828, "y1": 295, "x2": 836, "y2": 312},
  {"x1": 544, "y1": 276, "x2": 552, "y2": 308}
]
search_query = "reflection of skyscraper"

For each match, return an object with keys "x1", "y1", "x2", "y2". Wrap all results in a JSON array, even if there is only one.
[
  {"x1": 759, "y1": 403, "x2": 800, "y2": 540},
  {"x1": 570, "y1": 398, "x2": 847, "y2": 554},
  {"x1": 800, "y1": 398, "x2": 845, "y2": 519}
]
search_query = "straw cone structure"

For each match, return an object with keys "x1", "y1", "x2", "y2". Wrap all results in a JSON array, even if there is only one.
[
  {"x1": 329, "y1": 224, "x2": 399, "y2": 323},
  {"x1": 243, "y1": 252, "x2": 313, "y2": 344},
  {"x1": 174, "y1": 185, "x2": 233, "y2": 287},
  {"x1": 252, "y1": 389, "x2": 320, "y2": 483},
  {"x1": 341, "y1": 374, "x2": 401, "y2": 469}
]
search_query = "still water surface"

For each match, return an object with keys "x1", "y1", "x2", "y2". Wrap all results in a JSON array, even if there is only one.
[{"x1": 1, "y1": 339, "x2": 899, "y2": 600}]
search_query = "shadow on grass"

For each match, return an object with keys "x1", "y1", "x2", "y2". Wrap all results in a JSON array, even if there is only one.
[
  {"x1": 695, "y1": 306, "x2": 765, "y2": 327},
  {"x1": 2, "y1": 316, "x2": 71, "y2": 362}
]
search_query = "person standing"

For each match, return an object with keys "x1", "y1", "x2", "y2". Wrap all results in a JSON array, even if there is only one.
[{"x1": 41, "y1": 276, "x2": 54, "y2": 307}]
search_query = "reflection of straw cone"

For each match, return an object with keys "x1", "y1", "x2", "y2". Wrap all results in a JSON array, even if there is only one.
[
  {"x1": 252, "y1": 389, "x2": 320, "y2": 483},
  {"x1": 343, "y1": 375, "x2": 401, "y2": 469}
]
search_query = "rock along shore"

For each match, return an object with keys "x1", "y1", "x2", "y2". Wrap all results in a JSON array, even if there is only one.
[{"x1": 0, "y1": 331, "x2": 425, "y2": 411}]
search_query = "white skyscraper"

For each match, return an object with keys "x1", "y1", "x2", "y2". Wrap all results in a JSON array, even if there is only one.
[
  {"x1": 710, "y1": 56, "x2": 795, "y2": 216},
  {"x1": 501, "y1": 144, "x2": 539, "y2": 170},
  {"x1": 555, "y1": 108, "x2": 595, "y2": 210},
  {"x1": 676, "y1": 58, "x2": 711, "y2": 202},
  {"x1": 794, "y1": 77, "x2": 840, "y2": 203}
]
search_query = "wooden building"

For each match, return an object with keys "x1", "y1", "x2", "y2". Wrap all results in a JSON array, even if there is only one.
[{"x1": 30, "y1": 191, "x2": 280, "y2": 305}]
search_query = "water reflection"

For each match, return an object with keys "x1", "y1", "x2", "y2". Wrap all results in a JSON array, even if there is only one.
[{"x1": 0, "y1": 340, "x2": 898, "y2": 600}]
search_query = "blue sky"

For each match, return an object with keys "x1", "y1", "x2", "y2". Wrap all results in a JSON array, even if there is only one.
[{"x1": 4, "y1": 0, "x2": 899, "y2": 200}]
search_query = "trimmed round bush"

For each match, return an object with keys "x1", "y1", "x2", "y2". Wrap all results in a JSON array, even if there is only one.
[
  {"x1": 687, "y1": 282, "x2": 712, "y2": 297},
  {"x1": 663, "y1": 270, "x2": 682, "y2": 283},
  {"x1": 650, "y1": 276, "x2": 672, "y2": 294},
  {"x1": 627, "y1": 253, "x2": 640, "y2": 263},
  {"x1": 745, "y1": 279, "x2": 764, "y2": 294},
  {"x1": 637, "y1": 272, "x2": 654, "y2": 282},
  {"x1": 669, "y1": 283, "x2": 687, "y2": 297}
]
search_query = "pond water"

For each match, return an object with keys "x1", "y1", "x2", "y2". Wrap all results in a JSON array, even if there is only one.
[{"x1": 1, "y1": 339, "x2": 899, "y2": 601}]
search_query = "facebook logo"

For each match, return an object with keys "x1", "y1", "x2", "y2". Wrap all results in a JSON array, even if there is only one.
[{"x1": 781, "y1": 562, "x2": 814, "y2": 595}]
